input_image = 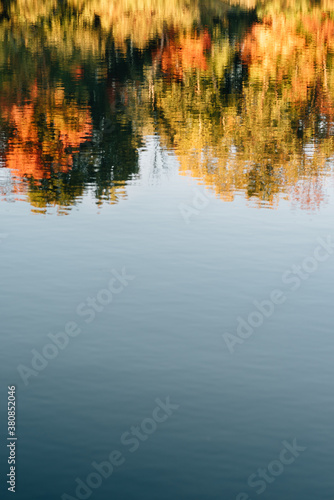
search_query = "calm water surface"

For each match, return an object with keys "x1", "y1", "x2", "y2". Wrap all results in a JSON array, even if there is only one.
[{"x1": 0, "y1": 1, "x2": 333, "y2": 499}]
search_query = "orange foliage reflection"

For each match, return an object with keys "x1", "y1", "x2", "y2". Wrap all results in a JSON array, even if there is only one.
[
  {"x1": 1, "y1": 83, "x2": 92, "y2": 181},
  {"x1": 241, "y1": 12, "x2": 334, "y2": 111},
  {"x1": 158, "y1": 30, "x2": 211, "y2": 80}
]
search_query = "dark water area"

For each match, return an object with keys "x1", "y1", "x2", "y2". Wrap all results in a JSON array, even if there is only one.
[{"x1": 0, "y1": 1, "x2": 333, "y2": 499}]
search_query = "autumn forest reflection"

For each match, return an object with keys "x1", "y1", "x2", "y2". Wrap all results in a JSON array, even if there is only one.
[{"x1": 1, "y1": 0, "x2": 334, "y2": 212}]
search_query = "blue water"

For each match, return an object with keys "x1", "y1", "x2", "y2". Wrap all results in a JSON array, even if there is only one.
[{"x1": 1, "y1": 155, "x2": 334, "y2": 499}]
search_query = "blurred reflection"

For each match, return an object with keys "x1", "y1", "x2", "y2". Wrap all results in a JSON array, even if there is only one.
[{"x1": 0, "y1": 0, "x2": 334, "y2": 211}]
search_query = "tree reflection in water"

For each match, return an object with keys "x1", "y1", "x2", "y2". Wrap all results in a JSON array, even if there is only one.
[{"x1": 0, "y1": 0, "x2": 333, "y2": 211}]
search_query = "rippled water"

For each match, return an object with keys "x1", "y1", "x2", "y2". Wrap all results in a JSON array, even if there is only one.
[{"x1": 0, "y1": 1, "x2": 334, "y2": 499}]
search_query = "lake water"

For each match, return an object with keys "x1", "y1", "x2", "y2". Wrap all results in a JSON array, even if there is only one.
[{"x1": 0, "y1": 1, "x2": 333, "y2": 499}]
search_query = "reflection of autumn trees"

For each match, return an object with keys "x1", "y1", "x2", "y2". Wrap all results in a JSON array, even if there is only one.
[
  {"x1": 69, "y1": 0, "x2": 197, "y2": 51},
  {"x1": 0, "y1": 0, "x2": 143, "y2": 211},
  {"x1": 157, "y1": 30, "x2": 212, "y2": 80},
  {"x1": 240, "y1": 10, "x2": 334, "y2": 107},
  {"x1": 0, "y1": 73, "x2": 139, "y2": 210},
  {"x1": 142, "y1": 4, "x2": 334, "y2": 208},
  {"x1": 1, "y1": 0, "x2": 201, "y2": 55},
  {"x1": 66, "y1": 0, "x2": 229, "y2": 51},
  {"x1": 1, "y1": 0, "x2": 334, "y2": 211},
  {"x1": 2, "y1": 83, "x2": 92, "y2": 178},
  {"x1": 0, "y1": 77, "x2": 93, "y2": 212}
]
